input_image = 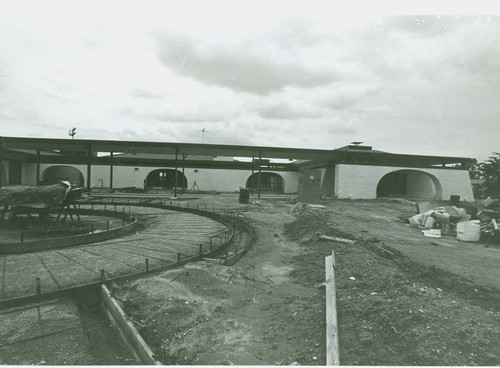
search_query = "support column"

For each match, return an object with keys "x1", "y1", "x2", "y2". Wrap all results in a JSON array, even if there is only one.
[
  {"x1": 251, "y1": 157, "x2": 255, "y2": 195},
  {"x1": 36, "y1": 150, "x2": 40, "y2": 186},
  {"x1": 258, "y1": 151, "x2": 262, "y2": 199},
  {"x1": 0, "y1": 138, "x2": 3, "y2": 186},
  {"x1": 182, "y1": 154, "x2": 186, "y2": 194},
  {"x1": 174, "y1": 148, "x2": 178, "y2": 197},
  {"x1": 86, "y1": 144, "x2": 92, "y2": 192},
  {"x1": 109, "y1": 152, "x2": 114, "y2": 189}
]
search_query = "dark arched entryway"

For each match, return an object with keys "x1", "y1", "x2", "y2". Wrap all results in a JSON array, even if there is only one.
[
  {"x1": 246, "y1": 172, "x2": 284, "y2": 193},
  {"x1": 145, "y1": 169, "x2": 187, "y2": 190},
  {"x1": 376, "y1": 170, "x2": 442, "y2": 200},
  {"x1": 42, "y1": 166, "x2": 84, "y2": 187}
]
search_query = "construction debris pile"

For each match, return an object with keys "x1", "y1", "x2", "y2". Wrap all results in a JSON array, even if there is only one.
[{"x1": 408, "y1": 198, "x2": 500, "y2": 242}]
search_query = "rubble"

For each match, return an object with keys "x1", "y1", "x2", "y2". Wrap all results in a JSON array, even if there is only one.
[{"x1": 408, "y1": 197, "x2": 500, "y2": 243}]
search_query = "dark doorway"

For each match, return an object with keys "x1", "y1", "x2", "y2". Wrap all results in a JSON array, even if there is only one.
[
  {"x1": 377, "y1": 171, "x2": 407, "y2": 197},
  {"x1": 246, "y1": 172, "x2": 284, "y2": 193},
  {"x1": 376, "y1": 170, "x2": 442, "y2": 200},
  {"x1": 145, "y1": 169, "x2": 187, "y2": 189},
  {"x1": 42, "y1": 166, "x2": 84, "y2": 187}
]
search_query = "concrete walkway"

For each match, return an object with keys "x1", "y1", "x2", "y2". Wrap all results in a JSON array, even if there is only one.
[{"x1": 0, "y1": 206, "x2": 227, "y2": 300}]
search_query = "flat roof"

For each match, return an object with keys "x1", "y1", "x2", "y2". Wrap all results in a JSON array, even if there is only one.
[{"x1": 0, "y1": 136, "x2": 474, "y2": 169}]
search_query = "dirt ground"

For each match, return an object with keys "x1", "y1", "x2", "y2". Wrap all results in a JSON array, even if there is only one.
[{"x1": 112, "y1": 197, "x2": 500, "y2": 366}]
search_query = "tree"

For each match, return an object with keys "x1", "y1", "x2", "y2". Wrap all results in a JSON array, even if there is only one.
[{"x1": 480, "y1": 152, "x2": 500, "y2": 199}]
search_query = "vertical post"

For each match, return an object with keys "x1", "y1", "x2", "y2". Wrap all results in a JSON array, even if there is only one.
[
  {"x1": 0, "y1": 138, "x2": 4, "y2": 187},
  {"x1": 110, "y1": 151, "x2": 114, "y2": 189},
  {"x1": 258, "y1": 151, "x2": 262, "y2": 199},
  {"x1": 199, "y1": 244, "x2": 203, "y2": 256},
  {"x1": 35, "y1": 277, "x2": 41, "y2": 295},
  {"x1": 174, "y1": 148, "x2": 179, "y2": 198},
  {"x1": 145, "y1": 258, "x2": 149, "y2": 273},
  {"x1": 326, "y1": 251, "x2": 340, "y2": 366},
  {"x1": 87, "y1": 144, "x2": 92, "y2": 192},
  {"x1": 251, "y1": 156, "x2": 255, "y2": 195},
  {"x1": 36, "y1": 149, "x2": 40, "y2": 186},
  {"x1": 101, "y1": 270, "x2": 105, "y2": 283},
  {"x1": 106, "y1": 220, "x2": 109, "y2": 231},
  {"x1": 182, "y1": 154, "x2": 186, "y2": 194},
  {"x1": 177, "y1": 253, "x2": 181, "y2": 265}
]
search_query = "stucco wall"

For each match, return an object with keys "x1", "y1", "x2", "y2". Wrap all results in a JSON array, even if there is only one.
[
  {"x1": 36, "y1": 164, "x2": 300, "y2": 193},
  {"x1": 336, "y1": 164, "x2": 474, "y2": 201}
]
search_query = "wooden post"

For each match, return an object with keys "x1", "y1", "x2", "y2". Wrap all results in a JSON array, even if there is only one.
[
  {"x1": 199, "y1": 244, "x2": 203, "y2": 255},
  {"x1": 145, "y1": 258, "x2": 149, "y2": 273},
  {"x1": 101, "y1": 270, "x2": 105, "y2": 283},
  {"x1": 325, "y1": 251, "x2": 340, "y2": 366},
  {"x1": 106, "y1": 220, "x2": 109, "y2": 231},
  {"x1": 177, "y1": 253, "x2": 181, "y2": 265},
  {"x1": 35, "y1": 277, "x2": 41, "y2": 295}
]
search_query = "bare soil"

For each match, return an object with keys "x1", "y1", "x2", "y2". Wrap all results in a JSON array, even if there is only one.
[{"x1": 112, "y1": 197, "x2": 500, "y2": 366}]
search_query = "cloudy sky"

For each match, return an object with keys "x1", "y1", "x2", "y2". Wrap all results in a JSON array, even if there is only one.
[{"x1": 1, "y1": 1, "x2": 499, "y2": 162}]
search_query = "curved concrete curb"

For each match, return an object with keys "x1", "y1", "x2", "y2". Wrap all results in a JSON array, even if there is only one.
[{"x1": 0, "y1": 209, "x2": 138, "y2": 255}]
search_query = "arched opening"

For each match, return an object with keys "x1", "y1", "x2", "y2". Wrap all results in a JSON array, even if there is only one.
[
  {"x1": 376, "y1": 170, "x2": 442, "y2": 200},
  {"x1": 246, "y1": 172, "x2": 284, "y2": 193},
  {"x1": 41, "y1": 166, "x2": 84, "y2": 187},
  {"x1": 145, "y1": 169, "x2": 187, "y2": 190}
]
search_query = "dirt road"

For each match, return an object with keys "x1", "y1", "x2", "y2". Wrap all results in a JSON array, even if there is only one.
[{"x1": 112, "y1": 197, "x2": 500, "y2": 365}]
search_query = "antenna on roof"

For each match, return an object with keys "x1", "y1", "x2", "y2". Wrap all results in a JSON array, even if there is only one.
[
  {"x1": 201, "y1": 128, "x2": 209, "y2": 144},
  {"x1": 351, "y1": 141, "x2": 363, "y2": 146},
  {"x1": 69, "y1": 128, "x2": 76, "y2": 140}
]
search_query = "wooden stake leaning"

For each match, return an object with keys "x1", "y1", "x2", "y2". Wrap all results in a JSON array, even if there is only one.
[{"x1": 325, "y1": 250, "x2": 340, "y2": 366}]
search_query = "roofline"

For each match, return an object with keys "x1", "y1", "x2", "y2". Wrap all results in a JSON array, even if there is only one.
[{"x1": 0, "y1": 136, "x2": 474, "y2": 167}]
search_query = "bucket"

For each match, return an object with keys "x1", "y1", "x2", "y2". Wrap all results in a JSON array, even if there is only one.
[
  {"x1": 456, "y1": 221, "x2": 480, "y2": 242},
  {"x1": 239, "y1": 188, "x2": 250, "y2": 204}
]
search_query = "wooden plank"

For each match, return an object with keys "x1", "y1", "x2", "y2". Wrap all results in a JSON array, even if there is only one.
[
  {"x1": 325, "y1": 252, "x2": 340, "y2": 366},
  {"x1": 319, "y1": 235, "x2": 356, "y2": 244}
]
